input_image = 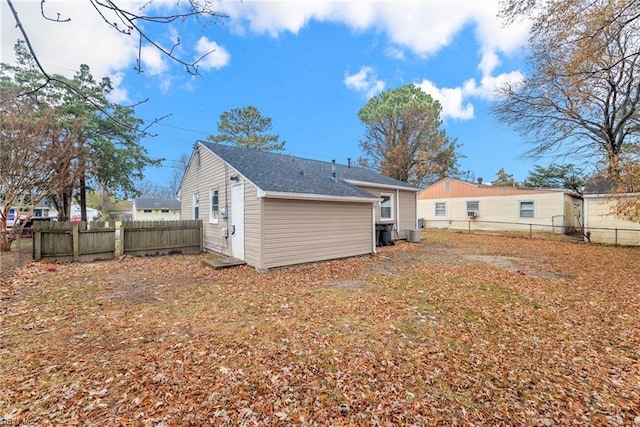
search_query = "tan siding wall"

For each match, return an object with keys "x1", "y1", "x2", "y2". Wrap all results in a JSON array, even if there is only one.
[
  {"x1": 398, "y1": 190, "x2": 417, "y2": 237},
  {"x1": 261, "y1": 199, "x2": 373, "y2": 269},
  {"x1": 585, "y1": 197, "x2": 640, "y2": 245},
  {"x1": 244, "y1": 184, "x2": 262, "y2": 267},
  {"x1": 180, "y1": 146, "x2": 262, "y2": 258},
  {"x1": 354, "y1": 185, "x2": 417, "y2": 238},
  {"x1": 418, "y1": 193, "x2": 572, "y2": 232}
]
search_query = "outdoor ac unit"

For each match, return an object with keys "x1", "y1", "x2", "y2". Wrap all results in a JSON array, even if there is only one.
[{"x1": 467, "y1": 210, "x2": 478, "y2": 217}]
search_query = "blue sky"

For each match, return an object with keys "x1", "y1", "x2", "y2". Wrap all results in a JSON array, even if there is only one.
[{"x1": 2, "y1": 0, "x2": 535, "y2": 187}]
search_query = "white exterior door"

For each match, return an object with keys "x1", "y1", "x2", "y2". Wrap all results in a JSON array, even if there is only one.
[{"x1": 231, "y1": 183, "x2": 245, "y2": 260}]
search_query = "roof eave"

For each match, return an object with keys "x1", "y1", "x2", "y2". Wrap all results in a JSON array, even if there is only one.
[
  {"x1": 257, "y1": 189, "x2": 379, "y2": 203},
  {"x1": 345, "y1": 179, "x2": 419, "y2": 192}
]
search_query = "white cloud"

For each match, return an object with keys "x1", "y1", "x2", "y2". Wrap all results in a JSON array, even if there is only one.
[
  {"x1": 140, "y1": 45, "x2": 168, "y2": 76},
  {"x1": 216, "y1": 0, "x2": 529, "y2": 58},
  {"x1": 384, "y1": 46, "x2": 405, "y2": 60},
  {"x1": 106, "y1": 72, "x2": 129, "y2": 103},
  {"x1": 416, "y1": 69, "x2": 525, "y2": 121},
  {"x1": 194, "y1": 37, "x2": 231, "y2": 70},
  {"x1": 344, "y1": 67, "x2": 385, "y2": 99},
  {"x1": 417, "y1": 80, "x2": 474, "y2": 121},
  {"x1": 1, "y1": 1, "x2": 138, "y2": 80}
]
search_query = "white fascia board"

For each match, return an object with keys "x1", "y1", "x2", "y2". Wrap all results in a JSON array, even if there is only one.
[
  {"x1": 257, "y1": 189, "x2": 378, "y2": 203},
  {"x1": 583, "y1": 192, "x2": 640, "y2": 198},
  {"x1": 345, "y1": 179, "x2": 419, "y2": 192}
]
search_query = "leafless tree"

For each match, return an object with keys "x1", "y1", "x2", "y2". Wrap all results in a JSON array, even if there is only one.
[
  {"x1": 495, "y1": 0, "x2": 640, "y2": 174},
  {"x1": 0, "y1": 90, "x2": 76, "y2": 251}
]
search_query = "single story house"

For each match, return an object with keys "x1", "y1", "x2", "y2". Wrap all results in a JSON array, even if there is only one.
[
  {"x1": 5, "y1": 199, "x2": 99, "y2": 226},
  {"x1": 583, "y1": 181, "x2": 640, "y2": 246},
  {"x1": 418, "y1": 177, "x2": 583, "y2": 234},
  {"x1": 179, "y1": 142, "x2": 420, "y2": 271},
  {"x1": 132, "y1": 198, "x2": 181, "y2": 221}
]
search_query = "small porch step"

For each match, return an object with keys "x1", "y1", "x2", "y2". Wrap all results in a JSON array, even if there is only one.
[{"x1": 202, "y1": 255, "x2": 246, "y2": 270}]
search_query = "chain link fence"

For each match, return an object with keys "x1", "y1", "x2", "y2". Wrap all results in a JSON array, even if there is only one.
[{"x1": 422, "y1": 219, "x2": 640, "y2": 246}]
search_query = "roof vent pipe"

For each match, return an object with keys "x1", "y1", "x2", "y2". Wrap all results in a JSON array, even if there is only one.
[
  {"x1": 332, "y1": 159, "x2": 336, "y2": 178},
  {"x1": 477, "y1": 177, "x2": 483, "y2": 185},
  {"x1": 347, "y1": 157, "x2": 351, "y2": 168}
]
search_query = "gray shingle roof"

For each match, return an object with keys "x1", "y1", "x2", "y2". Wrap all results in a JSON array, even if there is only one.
[
  {"x1": 134, "y1": 198, "x2": 181, "y2": 210},
  {"x1": 199, "y1": 142, "x2": 419, "y2": 199}
]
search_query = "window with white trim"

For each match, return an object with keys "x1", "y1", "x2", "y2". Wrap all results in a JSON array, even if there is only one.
[
  {"x1": 435, "y1": 202, "x2": 446, "y2": 217},
  {"x1": 210, "y1": 187, "x2": 219, "y2": 223},
  {"x1": 380, "y1": 193, "x2": 393, "y2": 220},
  {"x1": 519, "y1": 201, "x2": 535, "y2": 218},
  {"x1": 193, "y1": 192, "x2": 199, "y2": 220},
  {"x1": 466, "y1": 201, "x2": 479, "y2": 212}
]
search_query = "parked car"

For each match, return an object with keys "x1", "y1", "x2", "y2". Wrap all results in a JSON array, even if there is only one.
[{"x1": 13, "y1": 217, "x2": 53, "y2": 237}]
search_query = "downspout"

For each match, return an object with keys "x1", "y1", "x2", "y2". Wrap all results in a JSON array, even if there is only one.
[
  {"x1": 396, "y1": 188, "x2": 400, "y2": 239},
  {"x1": 372, "y1": 203, "x2": 377, "y2": 254}
]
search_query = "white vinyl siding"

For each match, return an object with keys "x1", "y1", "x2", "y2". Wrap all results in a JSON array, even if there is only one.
[{"x1": 261, "y1": 199, "x2": 372, "y2": 270}]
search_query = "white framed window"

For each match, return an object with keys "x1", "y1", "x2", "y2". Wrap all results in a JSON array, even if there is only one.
[
  {"x1": 380, "y1": 193, "x2": 394, "y2": 221},
  {"x1": 520, "y1": 201, "x2": 535, "y2": 218},
  {"x1": 466, "y1": 201, "x2": 479, "y2": 217},
  {"x1": 435, "y1": 202, "x2": 446, "y2": 217},
  {"x1": 193, "y1": 192, "x2": 199, "y2": 220},
  {"x1": 209, "y1": 187, "x2": 219, "y2": 223},
  {"x1": 444, "y1": 181, "x2": 450, "y2": 190}
]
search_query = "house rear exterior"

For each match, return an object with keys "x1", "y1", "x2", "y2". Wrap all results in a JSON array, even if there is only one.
[
  {"x1": 132, "y1": 198, "x2": 181, "y2": 221},
  {"x1": 179, "y1": 142, "x2": 419, "y2": 271},
  {"x1": 418, "y1": 178, "x2": 582, "y2": 233},
  {"x1": 583, "y1": 182, "x2": 640, "y2": 245}
]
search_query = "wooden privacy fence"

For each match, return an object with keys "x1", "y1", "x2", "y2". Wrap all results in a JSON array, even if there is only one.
[
  {"x1": 33, "y1": 220, "x2": 203, "y2": 263},
  {"x1": 33, "y1": 221, "x2": 116, "y2": 263},
  {"x1": 120, "y1": 220, "x2": 202, "y2": 257}
]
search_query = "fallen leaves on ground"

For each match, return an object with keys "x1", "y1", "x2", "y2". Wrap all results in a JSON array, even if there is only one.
[{"x1": 1, "y1": 230, "x2": 639, "y2": 426}]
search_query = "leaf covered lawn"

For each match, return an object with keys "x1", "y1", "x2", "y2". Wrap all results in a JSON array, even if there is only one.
[{"x1": 1, "y1": 230, "x2": 639, "y2": 425}]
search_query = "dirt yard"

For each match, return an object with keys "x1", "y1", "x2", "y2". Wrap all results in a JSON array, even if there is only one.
[{"x1": 1, "y1": 230, "x2": 639, "y2": 425}]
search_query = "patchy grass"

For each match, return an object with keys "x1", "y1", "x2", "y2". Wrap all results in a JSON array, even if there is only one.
[{"x1": 1, "y1": 230, "x2": 639, "y2": 425}]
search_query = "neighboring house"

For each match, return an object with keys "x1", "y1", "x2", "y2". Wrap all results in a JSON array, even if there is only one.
[
  {"x1": 5, "y1": 199, "x2": 100, "y2": 226},
  {"x1": 418, "y1": 177, "x2": 582, "y2": 233},
  {"x1": 583, "y1": 181, "x2": 640, "y2": 246},
  {"x1": 132, "y1": 198, "x2": 181, "y2": 221},
  {"x1": 179, "y1": 142, "x2": 420, "y2": 272}
]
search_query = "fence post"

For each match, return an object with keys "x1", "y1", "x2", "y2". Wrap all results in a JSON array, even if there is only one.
[
  {"x1": 33, "y1": 228, "x2": 42, "y2": 261},
  {"x1": 468, "y1": 221, "x2": 471, "y2": 234},
  {"x1": 530, "y1": 224, "x2": 532, "y2": 239},
  {"x1": 119, "y1": 223, "x2": 125, "y2": 257},
  {"x1": 72, "y1": 222, "x2": 80, "y2": 262},
  {"x1": 615, "y1": 228, "x2": 618, "y2": 246}
]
